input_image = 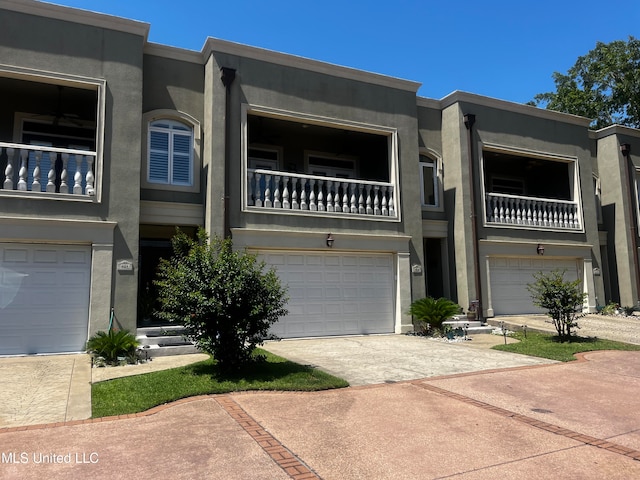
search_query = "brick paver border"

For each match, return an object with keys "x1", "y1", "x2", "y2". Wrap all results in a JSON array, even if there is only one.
[
  {"x1": 413, "y1": 380, "x2": 640, "y2": 461},
  {"x1": 215, "y1": 395, "x2": 322, "y2": 480}
]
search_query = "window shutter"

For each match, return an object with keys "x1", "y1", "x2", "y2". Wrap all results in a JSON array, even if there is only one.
[{"x1": 149, "y1": 130, "x2": 169, "y2": 183}]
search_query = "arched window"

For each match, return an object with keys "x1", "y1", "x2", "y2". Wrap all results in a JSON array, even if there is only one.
[{"x1": 148, "y1": 119, "x2": 193, "y2": 186}]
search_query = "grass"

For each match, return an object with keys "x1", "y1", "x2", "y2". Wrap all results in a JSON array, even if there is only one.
[
  {"x1": 92, "y1": 348, "x2": 348, "y2": 418},
  {"x1": 493, "y1": 331, "x2": 640, "y2": 362}
]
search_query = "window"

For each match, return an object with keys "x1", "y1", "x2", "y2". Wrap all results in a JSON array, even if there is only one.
[
  {"x1": 249, "y1": 147, "x2": 280, "y2": 170},
  {"x1": 148, "y1": 119, "x2": 193, "y2": 186},
  {"x1": 420, "y1": 155, "x2": 438, "y2": 207},
  {"x1": 307, "y1": 153, "x2": 356, "y2": 178}
]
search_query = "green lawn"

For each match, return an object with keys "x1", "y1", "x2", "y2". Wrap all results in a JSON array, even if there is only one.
[
  {"x1": 493, "y1": 332, "x2": 640, "y2": 362},
  {"x1": 92, "y1": 348, "x2": 348, "y2": 418}
]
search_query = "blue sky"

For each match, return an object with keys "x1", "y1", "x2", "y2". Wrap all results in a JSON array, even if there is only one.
[{"x1": 47, "y1": 0, "x2": 639, "y2": 104}]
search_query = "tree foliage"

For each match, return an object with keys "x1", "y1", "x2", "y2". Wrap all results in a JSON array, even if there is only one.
[
  {"x1": 527, "y1": 270, "x2": 586, "y2": 342},
  {"x1": 531, "y1": 36, "x2": 640, "y2": 129},
  {"x1": 408, "y1": 297, "x2": 461, "y2": 333},
  {"x1": 154, "y1": 229, "x2": 288, "y2": 373}
]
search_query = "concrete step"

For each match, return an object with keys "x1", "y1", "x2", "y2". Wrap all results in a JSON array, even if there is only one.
[
  {"x1": 136, "y1": 326, "x2": 200, "y2": 357},
  {"x1": 443, "y1": 320, "x2": 484, "y2": 328},
  {"x1": 441, "y1": 320, "x2": 495, "y2": 335}
]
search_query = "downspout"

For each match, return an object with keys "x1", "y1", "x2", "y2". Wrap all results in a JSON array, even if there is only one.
[
  {"x1": 621, "y1": 143, "x2": 640, "y2": 306},
  {"x1": 221, "y1": 67, "x2": 236, "y2": 239},
  {"x1": 464, "y1": 113, "x2": 483, "y2": 323}
]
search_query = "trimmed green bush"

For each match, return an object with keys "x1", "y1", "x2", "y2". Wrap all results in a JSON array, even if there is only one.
[
  {"x1": 154, "y1": 229, "x2": 288, "y2": 374},
  {"x1": 527, "y1": 269, "x2": 586, "y2": 342}
]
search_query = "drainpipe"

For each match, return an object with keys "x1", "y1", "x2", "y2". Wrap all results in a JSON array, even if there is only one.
[
  {"x1": 464, "y1": 113, "x2": 483, "y2": 323},
  {"x1": 621, "y1": 143, "x2": 640, "y2": 306},
  {"x1": 221, "y1": 67, "x2": 236, "y2": 239}
]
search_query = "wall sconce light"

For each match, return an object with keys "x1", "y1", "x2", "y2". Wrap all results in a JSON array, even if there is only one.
[
  {"x1": 536, "y1": 244, "x2": 545, "y2": 256},
  {"x1": 326, "y1": 233, "x2": 334, "y2": 248}
]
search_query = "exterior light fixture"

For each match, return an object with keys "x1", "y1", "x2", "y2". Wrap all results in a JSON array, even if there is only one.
[
  {"x1": 326, "y1": 233, "x2": 334, "y2": 248},
  {"x1": 537, "y1": 244, "x2": 545, "y2": 256}
]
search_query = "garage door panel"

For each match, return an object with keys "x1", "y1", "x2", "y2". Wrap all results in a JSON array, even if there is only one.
[
  {"x1": 490, "y1": 256, "x2": 581, "y2": 316},
  {"x1": 258, "y1": 251, "x2": 394, "y2": 338},
  {"x1": 0, "y1": 243, "x2": 91, "y2": 355}
]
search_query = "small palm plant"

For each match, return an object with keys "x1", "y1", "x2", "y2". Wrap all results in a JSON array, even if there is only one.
[
  {"x1": 408, "y1": 297, "x2": 461, "y2": 334},
  {"x1": 86, "y1": 329, "x2": 140, "y2": 365}
]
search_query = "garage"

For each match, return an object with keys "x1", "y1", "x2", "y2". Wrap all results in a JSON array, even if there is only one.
[
  {"x1": 489, "y1": 257, "x2": 582, "y2": 315},
  {"x1": 0, "y1": 243, "x2": 91, "y2": 355},
  {"x1": 257, "y1": 251, "x2": 395, "y2": 338}
]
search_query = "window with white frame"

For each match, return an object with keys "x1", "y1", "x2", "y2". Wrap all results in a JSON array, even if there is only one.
[
  {"x1": 148, "y1": 119, "x2": 193, "y2": 186},
  {"x1": 419, "y1": 154, "x2": 438, "y2": 207}
]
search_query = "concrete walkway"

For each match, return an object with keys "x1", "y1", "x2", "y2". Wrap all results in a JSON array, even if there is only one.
[{"x1": 2, "y1": 350, "x2": 640, "y2": 479}]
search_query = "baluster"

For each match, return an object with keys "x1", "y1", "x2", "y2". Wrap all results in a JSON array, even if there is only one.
[
  {"x1": 254, "y1": 172, "x2": 263, "y2": 206},
  {"x1": 17, "y1": 149, "x2": 28, "y2": 191},
  {"x1": 509, "y1": 198, "x2": 515, "y2": 224},
  {"x1": 515, "y1": 198, "x2": 522, "y2": 225},
  {"x1": 526, "y1": 199, "x2": 532, "y2": 225},
  {"x1": 490, "y1": 196, "x2": 497, "y2": 222},
  {"x1": 248, "y1": 171, "x2": 255, "y2": 206},
  {"x1": 350, "y1": 184, "x2": 357, "y2": 213},
  {"x1": 342, "y1": 182, "x2": 349, "y2": 213},
  {"x1": 366, "y1": 186, "x2": 373, "y2": 215},
  {"x1": 58, "y1": 153, "x2": 69, "y2": 193},
  {"x1": 300, "y1": 179, "x2": 308, "y2": 210},
  {"x1": 381, "y1": 186, "x2": 388, "y2": 216},
  {"x1": 373, "y1": 185, "x2": 381, "y2": 215},
  {"x1": 85, "y1": 156, "x2": 95, "y2": 196},
  {"x1": 498, "y1": 197, "x2": 505, "y2": 223},
  {"x1": 32, "y1": 150, "x2": 42, "y2": 192},
  {"x1": 4, "y1": 148, "x2": 14, "y2": 190},
  {"x1": 282, "y1": 175, "x2": 290, "y2": 209},
  {"x1": 291, "y1": 177, "x2": 299, "y2": 209},
  {"x1": 318, "y1": 178, "x2": 325, "y2": 212},
  {"x1": 388, "y1": 187, "x2": 395, "y2": 217},
  {"x1": 309, "y1": 179, "x2": 317, "y2": 211},
  {"x1": 264, "y1": 174, "x2": 272, "y2": 208},
  {"x1": 542, "y1": 202, "x2": 549, "y2": 226},
  {"x1": 552, "y1": 203, "x2": 559, "y2": 227},
  {"x1": 273, "y1": 175, "x2": 281, "y2": 208},
  {"x1": 73, "y1": 155, "x2": 83, "y2": 195},
  {"x1": 358, "y1": 185, "x2": 365, "y2": 214},
  {"x1": 326, "y1": 180, "x2": 334, "y2": 212}
]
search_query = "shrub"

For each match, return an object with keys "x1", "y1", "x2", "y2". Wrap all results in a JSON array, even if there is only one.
[
  {"x1": 86, "y1": 329, "x2": 140, "y2": 365},
  {"x1": 600, "y1": 301, "x2": 619, "y2": 316},
  {"x1": 527, "y1": 270, "x2": 586, "y2": 342},
  {"x1": 154, "y1": 229, "x2": 289, "y2": 374},
  {"x1": 408, "y1": 297, "x2": 461, "y2": 334}
]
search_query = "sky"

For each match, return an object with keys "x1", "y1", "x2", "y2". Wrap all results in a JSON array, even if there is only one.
[{"x1": 45, "y1": 0, "x2": 639, "y2": 104}]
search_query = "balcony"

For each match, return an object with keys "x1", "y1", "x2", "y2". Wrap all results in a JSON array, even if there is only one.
[
  {"x1": 243, "y1": 107, "x2": 398, "y2": 221},
  {"x1": 482, "y1": 148, "x2": 583, "y2": 232},
  {"x1": 247, "y1": 169, "x2": 396, "y2": 218},
  {"x1": 1, "y1": 142, "x2": 96, "y2": 198},
  {"x1": 485, "y1": 192, "x2": 581, "y2": 231}
]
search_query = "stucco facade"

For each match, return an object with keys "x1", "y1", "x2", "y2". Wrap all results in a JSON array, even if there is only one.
[{"x1": 0, "y1": 0, "x2": 638, "y2": 355}]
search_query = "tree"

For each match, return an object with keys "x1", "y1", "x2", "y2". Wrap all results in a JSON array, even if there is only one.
[
  {"x1": 154, "y1": 229, "x2": 288, "y2": 373},
  {"x1": 407, "y1": 297, "x2": 461, "y2": 334},
  {"x1": 531, "y1": 36, "x2": 640, "y2": 129},
  {"x1": 527, "y1": 270, "x2": 586, "y2": 342}
]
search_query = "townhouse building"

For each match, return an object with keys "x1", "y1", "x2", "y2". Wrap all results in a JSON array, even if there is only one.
[{"x1": 0, "y1": 0, "x2": 636, "y2": 355}]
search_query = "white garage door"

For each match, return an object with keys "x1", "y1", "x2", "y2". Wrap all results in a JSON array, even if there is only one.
[
  {"x1": 258, "y1": 251, "x2": 395, "y2": 338},
  {"x1": 0, "y1": 244, "x2": 91, "y2": 355},
  {"x1": 489, "y1": 257, "x2": 582, "y2": 315}
]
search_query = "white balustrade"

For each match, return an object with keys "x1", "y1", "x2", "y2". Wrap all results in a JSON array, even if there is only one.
[
  {"x1": 485, "y1": 192, "x2": 581, "y2": 230},
  {"x1": 248, "y1": 168, "x2": 397, "y2": 218},
  {"x1": 0, "y1": 142, "x2": 96, "y2": 197}
]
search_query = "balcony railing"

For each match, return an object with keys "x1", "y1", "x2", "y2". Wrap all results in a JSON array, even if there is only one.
[
  {"x1": 0, "y1": 142, "x2": 96, "y2": 197},
  {"x1": 248, "y1": 169, "x2": 397, "y2": 218},
  {"x1": 485, "y1": 192, "x2": 581, "y2": 230}
]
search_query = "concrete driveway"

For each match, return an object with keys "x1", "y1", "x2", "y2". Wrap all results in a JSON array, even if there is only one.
[
  {"x1": 262, "y1": 334, "x2": 556, "y2": 385},
  {"x1": 2, "y1": 350, "x2": 640, "y2": 479}
]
